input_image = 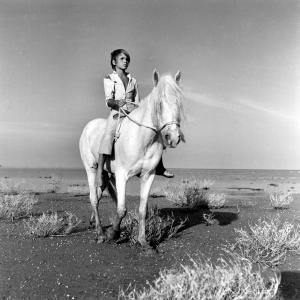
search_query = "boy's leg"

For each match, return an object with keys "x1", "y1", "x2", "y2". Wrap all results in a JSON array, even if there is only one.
[
  {"x1": 156, "y1": 157, "x2": 174, "y2": 178},
  {"x1": 96, "y1": 112, "x2": 118, "y2": 186}
]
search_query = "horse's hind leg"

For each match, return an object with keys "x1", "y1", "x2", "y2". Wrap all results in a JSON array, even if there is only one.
[
  {"x1": 87, "y1": 170, "x2": 106, "y2": 242},
  {"x1": 107, "y1": 174, "x2": 117, "y2": 207},
  {"x1": 106, "y1": 171, "x2": 127, "y2": 241}
]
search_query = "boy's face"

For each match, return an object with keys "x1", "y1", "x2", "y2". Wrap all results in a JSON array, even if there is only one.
[{"x1": 113, "y1": 53, "x2": 129, "y2": 70}]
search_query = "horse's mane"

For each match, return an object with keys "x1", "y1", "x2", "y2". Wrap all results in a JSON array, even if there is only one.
[{"x1": 150, "y1": 74, "x2": 184, "y2": 127}]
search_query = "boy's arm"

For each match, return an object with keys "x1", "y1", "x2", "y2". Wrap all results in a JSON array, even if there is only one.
[{"x1": 103, "y1": 76, "x2": 125, "y2": 109}]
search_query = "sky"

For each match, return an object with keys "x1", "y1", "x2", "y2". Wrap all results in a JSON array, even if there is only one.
[{"x1": 0, "y1": 0, "x2": 299, "y2": 169}]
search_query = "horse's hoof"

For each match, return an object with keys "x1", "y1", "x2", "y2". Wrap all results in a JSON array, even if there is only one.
[{"x1": 105, "y1": 227, "x2": 120, "y2": 241}]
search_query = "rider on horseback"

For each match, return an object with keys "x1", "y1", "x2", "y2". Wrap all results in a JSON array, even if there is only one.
[{"x1": 95, "y1": 49, "x2": 174, "y2": 187}]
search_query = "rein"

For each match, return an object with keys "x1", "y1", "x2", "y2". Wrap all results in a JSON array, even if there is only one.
[{"x1": 119, "y1": 101, "x2": 180, "y2": 133}]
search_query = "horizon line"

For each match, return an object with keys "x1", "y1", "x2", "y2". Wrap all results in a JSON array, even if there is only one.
[{"x1": 1, "y1": 166, "x2": 299, "y2": 171}]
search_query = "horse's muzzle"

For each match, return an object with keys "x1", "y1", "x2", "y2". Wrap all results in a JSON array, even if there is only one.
[{"x1": 164, "y1": 128, "x2": 184, "y2": 148}]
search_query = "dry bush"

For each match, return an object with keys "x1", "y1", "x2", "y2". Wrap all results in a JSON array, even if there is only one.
[
  {"x1": 119, "y1": 254, "x2": 280, "y2": 300},
  {"x1": 164, "y1": 180, "x2": 209, "y2": 209},
  {"x1": 164, "y1": 178, "x2": 225, "y2": 210},
  {"x1": 121, "y1": 207, "x2": 185, "y2": 246},
  {"x1": 269, "y1": 192, "x2": 293, "y2": 209},
  {"x1": 0, "y1": 192, "x2": 38, "y2": 221},
  {"x1": 232, "y1": 216, "x2": 300, "y2": 267},
  {"x1": 151, "y1": 178, "x2": 215, "y2": 204},
  {"x1": 24, "y1": 211, "x2": 81, "y2": 237},
  {"x1": 207, "y1": 193, "x2": 226, "y2": 208},
  {"x1": 203, "y1": 212, "x2": 216, "y2": 226}
]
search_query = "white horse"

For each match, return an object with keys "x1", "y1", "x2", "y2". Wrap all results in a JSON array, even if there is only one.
[{"x1": 79, "y1": 70, "x2": 184, "y2": 250}]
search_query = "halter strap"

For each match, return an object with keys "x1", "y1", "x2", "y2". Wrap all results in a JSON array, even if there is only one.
[{"x1": 158, "y1": 121, "x2": 180, "y2": 132}]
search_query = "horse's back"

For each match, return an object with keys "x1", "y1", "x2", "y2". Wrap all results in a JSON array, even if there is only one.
[{"x1": 79, "y1": 118, "x2": 106, "y2": 169}]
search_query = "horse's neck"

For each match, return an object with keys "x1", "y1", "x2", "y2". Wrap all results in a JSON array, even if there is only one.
[
  {"x1": 123, "y1": 95, "x2": 159, "y2": 147},
  {"x1": 131, "y1": 95, "x2": 157, "y2": 132}
]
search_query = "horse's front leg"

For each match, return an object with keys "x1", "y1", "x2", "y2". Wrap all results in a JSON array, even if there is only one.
[
  {"x1": 86, "y1": 170, "x2": 106, "y2": 242},
  {"x1": 138, "y1": 172, "x2": 155, "y2": 249},
  {"x1": 106, "y1": 171, "x2": 127, "y2": 241}
]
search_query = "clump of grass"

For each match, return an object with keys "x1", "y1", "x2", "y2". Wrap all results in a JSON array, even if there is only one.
[
  {"x1": 121, "y1": 206, "x2": 185, "y2": 246},
  {"x1": 0, "y1": 192, "x2": 38, "y2": 221},
  {"x1": 269, "y1": 191, "x2": 293, "y2": 209},
  {"x1": 165, "y1": 179, "x2": 225, "y2": 210},
  {"x1": 150, "y1": 178, "x2": 215, "y2": 203},
  {"x1": 24, "y1": 211, "x2": 81, "y2": 237},
  {"x1": 203, "y1": 212, "x2": 216, "y2": 226},
  {"x1": 232, "y1": 216, "x2": 300, "y2": 267},
  {"x1": 165, "y1": 179, "x2": 209, "y2": 209},
  {"x1": 207, "y1": 193, "x2": 226, "y2": 208},
  {"x1": 119, "y1": 254, "x2": 280, "y2": 300}
]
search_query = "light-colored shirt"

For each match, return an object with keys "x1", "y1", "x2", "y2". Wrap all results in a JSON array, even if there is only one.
[{"x1": 103, "y1": 71, "x2": 139, "y2": 112}]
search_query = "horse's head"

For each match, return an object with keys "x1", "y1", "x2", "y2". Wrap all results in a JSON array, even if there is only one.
[{"x1": 152, "y1": 70, "x2": 185, "y2": 148}]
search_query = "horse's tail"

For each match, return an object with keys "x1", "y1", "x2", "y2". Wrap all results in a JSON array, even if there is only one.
[{"x1": 79, "y1": 118, "x2": 106, "y2": 170}]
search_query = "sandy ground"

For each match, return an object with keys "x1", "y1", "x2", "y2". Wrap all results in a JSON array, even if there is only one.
[{"x1": 0, "y1": 176, "x2": 300, "y2": 299}]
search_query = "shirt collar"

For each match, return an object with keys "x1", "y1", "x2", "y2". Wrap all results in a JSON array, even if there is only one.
[{"x1": 111, "y1": 71, "x2": 132, "y2": 80}]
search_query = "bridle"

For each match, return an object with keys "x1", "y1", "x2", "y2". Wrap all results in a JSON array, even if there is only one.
[{"x1": 119, "y1": 101, "x2": 180, "y2": 134}]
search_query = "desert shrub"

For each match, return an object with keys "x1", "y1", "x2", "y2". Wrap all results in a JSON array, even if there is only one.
[
  {"x1": 0, "y1": 192, "x2": 38, "y2": 220},
  {"x1": 207, "y1": 193, "x2": 226, "y2": 208},
  {"x1": 24, "y1": 211, "x2": 81, "y2": 237},
  {"x1": 151, "y1": 178, "x2": 215, "y2": 205},
  {"x1": 269, "y1": 191, "x2": 293, "y2": 209},
  {"x1": 165, "y1": 179, "x2": 225, "y2": 210},
  {"x1": 232, "y1": 216, "x2": 300, "y2": 267},
  {"x1": 119, "y1": 254, "x2": 280, "y2": 300},
  {"x1": 164, "y1": 179, "x2": 209, "y2": 209},
  {"x1": 203, "y1": 212, "x2": 216, "y2": 226},
  {"x1": 121, "y1": 207, "x2": 185, "y2": 246}
]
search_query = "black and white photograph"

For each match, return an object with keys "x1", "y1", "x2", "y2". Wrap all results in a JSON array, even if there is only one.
[{"x1": 0, "y1": 0, "x2": 299, "y2": 299}]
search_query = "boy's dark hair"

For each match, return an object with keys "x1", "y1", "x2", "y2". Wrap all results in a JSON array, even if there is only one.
[{"x1": 110, "y1": 49, "x2": 130, "y2": 69}]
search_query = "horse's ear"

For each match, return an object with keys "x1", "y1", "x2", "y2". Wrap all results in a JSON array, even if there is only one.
[
  {"x1": 175, "y1": 70, "x2": 181, "y2": 84},
  {"x1": 153, "y1": 69, "x2": 159, "y2": 86}
]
